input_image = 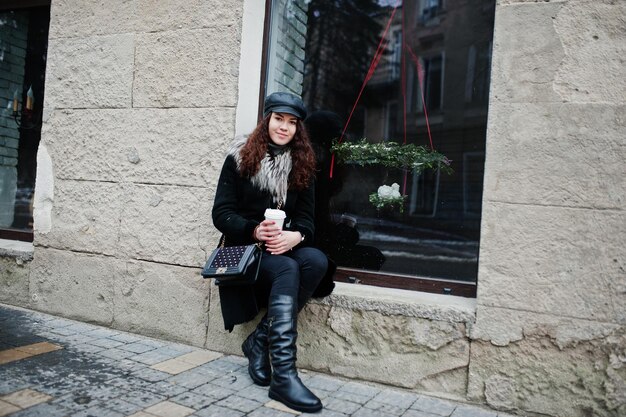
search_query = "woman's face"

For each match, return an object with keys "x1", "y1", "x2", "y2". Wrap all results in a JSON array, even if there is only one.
[{"x1": 268, "y1": 112, "x2": 297, "y2": 146}]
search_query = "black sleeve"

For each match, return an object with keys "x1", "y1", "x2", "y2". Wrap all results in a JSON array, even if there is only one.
[
  {"x1": 211, "y1": 156, "x2": 259, "y2": 243},
  {"x1": 288, "y1": 178, "x2": 315, "y2": 246}
]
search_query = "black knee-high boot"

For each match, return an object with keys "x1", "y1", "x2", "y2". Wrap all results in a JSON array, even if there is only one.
[
  {"x1": 267, "y1": 294, "x2": 322, "y2": 413},
  {"x1": 241, "y1": 315, "x2": 271, "y2": 386}
]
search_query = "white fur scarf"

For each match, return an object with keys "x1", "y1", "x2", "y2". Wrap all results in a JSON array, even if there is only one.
[{"x1": 228, "y1": 136, "x2": 291, "y2": 205}]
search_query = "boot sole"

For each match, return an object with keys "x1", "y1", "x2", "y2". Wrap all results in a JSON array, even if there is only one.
[
  {"x1": 268, "y1": 390, "x2": 323, "y2": 413},
  {"x1": 241, "y1": 340, "x2": 270, "y2": 387}
]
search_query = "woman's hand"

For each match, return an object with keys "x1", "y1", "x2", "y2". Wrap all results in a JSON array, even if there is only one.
[{"x1": 254, "y1": 220, "x2": 302, "y2": 255}]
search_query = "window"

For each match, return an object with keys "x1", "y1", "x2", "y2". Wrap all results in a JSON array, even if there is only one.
[
  {"x1": 263, "y1": 0, "x2": 495, "y2": 296},
  {"x1": 0, "y1": 2, "x2": 50, "y2": 242}
]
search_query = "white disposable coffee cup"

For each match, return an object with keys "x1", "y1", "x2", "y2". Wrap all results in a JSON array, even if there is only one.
[{"x1": 264, "y1": 209, "x2": 286, "y2": 230}]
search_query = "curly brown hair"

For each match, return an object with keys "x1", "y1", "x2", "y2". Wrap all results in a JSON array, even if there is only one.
[{"x1": 239, "y1": 114, "x2": 316, "y2": 190}]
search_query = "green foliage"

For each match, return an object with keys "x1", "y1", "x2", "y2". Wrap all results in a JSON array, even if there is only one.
[
  {"x1": 369, "y1": 192, "x2": 407, "y2": 213},
  {"x1": 331, "y1": 139, "x2": 452, "y2": 173}
]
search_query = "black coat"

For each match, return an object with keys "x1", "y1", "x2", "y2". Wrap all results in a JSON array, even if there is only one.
[{"x1": 212, "y1": 154, "x2": 335, "y2": 332}]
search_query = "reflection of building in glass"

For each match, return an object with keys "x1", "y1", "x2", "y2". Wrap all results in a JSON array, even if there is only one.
[{"x1": 301, "y1": 1, "x2": 496, "y2": 281}]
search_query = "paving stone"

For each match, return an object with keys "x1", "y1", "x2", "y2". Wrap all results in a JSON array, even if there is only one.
[
  {"x1": 178, "y1": 350, "x2": 222, "y2": 366},
  {"x1": 103, "y1": 398, "x2": 144, "y2": 415},
  {"x1": 132, "y1": 367, "x2": 172, "y2": 382},
  {"x1": 49, "y1": 327, "x2": 80, "y2": 336},
  {"x1": 138, "y1": 339, "x2": 167, "y2": 349},
  {"x1": 339, "y1": 382, "x2": 381, "y2": 399},
  {"x1": 330, "y1": 390, "x2": 372, "y2": 405},
  {"x1": 247, "y1": 406, "x2": 293, "y2": 417},
  {"x1": 1, "y1": 388, "x2": 53, "y2": 408},
  {"x1": 450, "y1": 404, "x2": 498, "y2": 417},
  {"x1": 87, "y1": 338, "x2": 125, "y2": 349},
  {"x1": 118, "y1": 342, "x2": 157, "y2": 354},
  {"x1": 351, "y1": 407, "x2": 389, "y2": 417},
  {"x1": 237, "y1": 384, "x2": 270, "y2": 403},
  {"x1": 170, "y1": 391, "x2": 215, "y2": 409},
  {"x1": 0, "y1": 399, "x2": 20, "y2": 416},
  {"x1": 306, "y1": 375, "x2": 346, "y2": 392},
  {"x1": 70, "y1": 405, "x2": 126, "y2": 417},
  {"x1": 194, "y1": 404, "x2": 244, "y2": 417},
  {"x1": 144, "y1": 380, "x2": 189, "y2": 397},
  {"x1": 98, "y1": 347, "x2": 136, "y2": 360},
  {"x1": 109, "y1": 333, "x2": 143, "y2": 344},
  {"x1": 264, "y1": 399, "x2": 302, "y2": 414},
  {"x1": 117, "y1": 389, "x2": 167, "y2": 408},
  {"x1": 324, "y1": 397, "x2": 362, "y2": 415},
  {"x1": 221, "y1": 354, "x2": 247, "y2": 366},
  {"x1": 7, "y1": 402, "x2": 70, "y2": 417},
  {"x1": 304, "y1": 410, "x2": 347, "y2": 417},
  {"x1": 131, "y1": 350, "x2": 182, "y2": 365},
  {"x1": 72, "y1": 343, "x2": 107, "y2": 354},
  {"x1": 83, "y1": 329, "x2": 120, "y2": 339},
  {"x1": 47, "y1": 318, "x2": 75, "y2": 328},
  {"x1": 151, "y1": 358, "x2": 199, "y2": 375},
  {"x1": 403, "y1": 409, "x2": 444, "y2": 417},
  {"x1": 309, "y1": 388, "x2": 333, "y2": 401},
  {"x1": 168, "y1": 369, "x2": 221, "y2": 389},
  {"x1": 0, "y1": 349, "x2": 31, "y2": 364},
  {"x1": 63, "y1": 323, "x2": 99, "y2": 334},
  {"x1": 411, "y1": 397, "x2": 458, "y2": 416},
  {"x1": 363, "y1": 400, "x2": 408, "y2": 416},
  {"x1": 0, "y1": 380, "x2": 31, "y2": 396},
  {"x1": 370, "y1": 389, "x2": 418, "y2": 409},
  {"x1": 144, "y1": 400, "x2": 195, "y2": 417},
  {"x1": 191, "y1": 383, "x2": 235, "y2": 401},
  {"x1": 199, "y1": 357, "x2": 242, "y2": 373},
  {"x1": 50, "y1": 392, "x2": 103, "y2": 412},
  {"x1": 215, "y1": 395, "x2": 262, "y2": 413},
  {"x1": 210, "y1": 372, "x2": 255, "y2": 390}
]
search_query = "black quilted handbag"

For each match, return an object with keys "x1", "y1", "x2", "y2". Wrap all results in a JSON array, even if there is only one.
[{"x1": 201, "y1": 239, "x2": 262, "y2": 286}]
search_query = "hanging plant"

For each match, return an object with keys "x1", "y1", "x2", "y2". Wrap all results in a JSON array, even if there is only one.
[
  {"x1": 331, "y1": 139, "x2": 452, "y2": 174},
  {"x1": 331, "y1": 139, "x2": 452, "y2": 212},
  {"x1": 369, "y1": 183, "x2": 407, "y2": 213}
]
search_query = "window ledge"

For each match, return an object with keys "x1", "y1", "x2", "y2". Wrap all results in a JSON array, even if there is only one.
[
  {"x1": 0, "y1": 239, "x2": 34, "y2": 262},
  {"x1": 314, "y1": 282, "x2": 476, "y2": 324}
]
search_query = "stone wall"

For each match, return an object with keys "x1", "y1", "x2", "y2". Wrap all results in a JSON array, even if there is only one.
[
  {"x1": 22, "y1": 0, "x2": 245, "y2": 346},
  {"x1": 469, "y1": 0, "x2": 625, "y2": 416},
  {"x1": 0, "y1": 1, "x2": 624, "y2": 416}
]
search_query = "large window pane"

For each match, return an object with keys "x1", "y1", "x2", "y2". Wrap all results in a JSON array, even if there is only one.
[
  {"x1": 265, "y1": 0, "x2": 495, "y2": 287},
  {"x1": 0, "y1": 6, "x2": 49, "y2": 240}
]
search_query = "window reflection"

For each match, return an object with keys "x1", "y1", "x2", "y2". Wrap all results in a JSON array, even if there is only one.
[
  {"x1": 267, "y1": 0, "x2": 495, "y2": 284},
  {"x1": 0, "y1": 6, "x2": 49, "y2": 239}
]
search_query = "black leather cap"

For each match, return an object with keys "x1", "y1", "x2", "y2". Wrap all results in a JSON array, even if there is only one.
[{"x1": 263, "y1": 92, "x2": 307, "y2": 120}]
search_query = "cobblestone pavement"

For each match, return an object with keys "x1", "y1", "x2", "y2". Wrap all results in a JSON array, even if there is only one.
[{"x1": 0, "y1": 304, "x2": 515, "y2": 417}]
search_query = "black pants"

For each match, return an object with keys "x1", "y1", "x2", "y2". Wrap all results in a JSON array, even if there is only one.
[{"x1": 254, "y1": 247, "x2": 328, "y2": 310}]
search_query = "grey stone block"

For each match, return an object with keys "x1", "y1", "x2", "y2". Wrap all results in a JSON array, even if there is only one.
[
  {"x1": 45, "y1": 35, "x2": 134, "y2": 109},
  {"x1": 118, "y1": 342, "x2": 156, "y2": 354},
  {"x1": 411, "y1": 397, "x2": 457, "y2": 416},
  {"x1": 324, "y1": 397, "x2": 362, "y2": 415},
  {"x1": 450, "y1": 404, "x2": 498, "y2": 417},
  {"x1": 8, "y1": 403, "x2": 70, "y2": 417},
  {"x1": 168, "y1": 370, "x2": 221, "y2": 390},
  {"x1": 97, "y1": 347, "x2": 136, "y2": 361},
  {"x1": 134, "y1": 29, "x2": 239, "y2": 108},
  {"x1": 191, "y1": 382, "x2": 235, "y2": 401},
  {"x1": 210, "y1": 372, "x2": 254, "y2": 391},
  {"x1": 195, "y1": 404, "x2": 245, "y2": 417},
  {"x1": 88, "y1": 338, "x2": 125, "y2": 349},
  {"x1": 131, "y1": 367, "x2": 171, "y2": 383},
  {"x1": 144, "y1": 380, "x2": 189, "y2": 397},
  {"x1": 363, "y1": 400, "x2": 408, "y2": 416},
  {"x1": 170, "y1": 391, "x2": 215, "y2": 409},
  {"x1": 100, "y1": 398, "x2": 143, "y2": 415},
  {"x1": 215, "y1": 395, "x2": 262, "y2": 413},
  {"x1": 116, "y1": 389, "x2": 167, "y2": 408},
  {"x1": 370, "y1": 389, "x2": 418, "y2": 409},
  {"x1": 236, "y1": 384, "x2": 270, "y2": 403}
]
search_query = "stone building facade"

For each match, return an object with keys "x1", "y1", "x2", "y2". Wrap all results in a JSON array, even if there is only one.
[{"x1": 0, "y1": 1, "x2": 624, "y2": 416}]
